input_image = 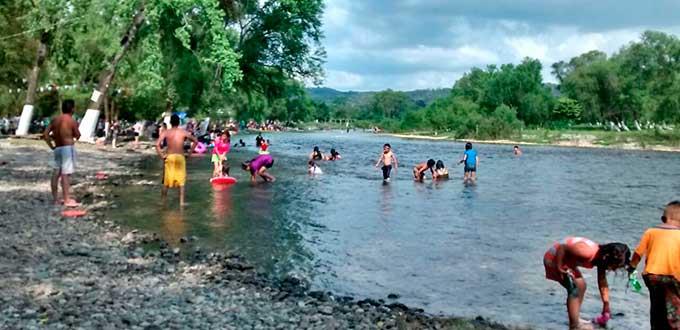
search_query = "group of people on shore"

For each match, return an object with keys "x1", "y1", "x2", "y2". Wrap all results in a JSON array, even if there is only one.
[{"x1": 545, "y1": 201, "x2": 680, "y2": 330}]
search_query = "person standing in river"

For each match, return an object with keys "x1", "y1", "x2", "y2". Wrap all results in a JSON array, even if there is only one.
[
  {"x1": 155, "y1": 114, "x2": 197, "y2": 206},
  {"x1": 458, "y1": 142, "x2": 478, "y2": 184},
  {"x1": 627, "y1": 201, "x2": 680, "y2": 330},
  {"x1": 375, "y1": 143, "x2": 398, "y2": 182},
  {"x1": 543, "y1": 237, "x2": 630, "y2": 330},
  {"x1": 43, "y1": 99, "x2": 81, "y2": 207}
]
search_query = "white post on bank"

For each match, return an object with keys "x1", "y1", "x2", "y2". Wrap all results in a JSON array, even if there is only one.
[
  {"x1": 15, "y1": 105, "x2": 34, "y2": 136},
  {"x1": 78, "y1": 89, "x2": 103, "y2": 143}
]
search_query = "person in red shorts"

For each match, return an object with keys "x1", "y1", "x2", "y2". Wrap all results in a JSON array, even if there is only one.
[{"x1": 543, "y1": 237, "x2": 630, "y2": 330}]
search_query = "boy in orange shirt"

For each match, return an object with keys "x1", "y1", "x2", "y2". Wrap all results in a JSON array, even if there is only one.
[{"x1": 628, "y1": 200, "x2": 680, "y2": 329}]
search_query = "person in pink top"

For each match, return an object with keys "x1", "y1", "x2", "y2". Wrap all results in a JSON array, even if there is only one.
[
  {"x1": 211, "y1": 131, "x2": 231, "y2": 177},
  {"x1": 543, "y1": 237, "x2": 630, "y2": 330}
]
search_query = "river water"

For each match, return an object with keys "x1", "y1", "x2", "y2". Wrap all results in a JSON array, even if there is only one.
[{"x1": 107, "y1": 132, "x2": 680, "y2": 329}]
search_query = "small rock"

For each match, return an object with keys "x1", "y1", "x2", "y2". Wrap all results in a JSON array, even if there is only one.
[{"x1": 318, "y1": 306, "x2": 333, "y2": 315}]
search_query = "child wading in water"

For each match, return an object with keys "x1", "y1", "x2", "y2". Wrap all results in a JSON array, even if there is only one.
[
  {"x1": 308, "y1": 160, "x2": 323, "y2": 175},
  {"x1": 627, "y1": 201, "x2": 680, "y2": 330},
  {"x1": 434, "y1": 160, "x2": 448, "y2": 179},
  {"x1": 211, "y1": 131, "x2": 230, "y2": 177},
  {"x1": 375, "y1": 143, "x2": 398, "y2": 182},
  {"x1": 458, "y1": 142, "x2": 478, "y2": 184},
  {"x1": 543, "y1": 237, "x2": 630, "y2": 330},
  {"x1": 413, "y1": 159, "x2": 435, "y2": 181},
  {"x1": 242, "y1": 154, "x2": 275, "y2": 183}
]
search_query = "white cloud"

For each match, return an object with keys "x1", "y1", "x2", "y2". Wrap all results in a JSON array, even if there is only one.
[
  {"x1": 325, "y1": 70, "x2": 364, "y2": 90},
  {"x1": 319, "y1": 0, "x2": 680, "y2": 91},
  {"x1": 505, "y1": 37, "x2": 549, "y2": 61}
]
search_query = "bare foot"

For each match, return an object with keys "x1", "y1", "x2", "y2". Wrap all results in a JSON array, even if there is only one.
[{"x1": 63, "y1": 199, "x2": 81, "y2": 207}]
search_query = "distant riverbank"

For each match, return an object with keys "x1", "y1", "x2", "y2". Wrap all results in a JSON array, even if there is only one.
[{"x1": 385, "y1": 128, "x2": 680, "y2": 152}]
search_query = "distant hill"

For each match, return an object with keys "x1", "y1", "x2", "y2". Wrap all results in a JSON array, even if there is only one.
[{"x1": 306, "y1": 87, "x2": 451, "y2": 107}]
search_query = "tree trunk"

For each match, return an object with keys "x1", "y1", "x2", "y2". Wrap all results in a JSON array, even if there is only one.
[
  {"x1": 15, "y1": 32, "x2": 48, "y2": 135},
  {"x1": 87, "y1": 5, "x2": 146, "y2": 110},
  {"x1": 25, "y1": 35, "x2": 48, "y2": 106},
  {"x1": 103, "y1": 94, "x2": 110, "y2": 138}
]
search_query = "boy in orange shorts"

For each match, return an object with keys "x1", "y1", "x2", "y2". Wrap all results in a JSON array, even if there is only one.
[{"x1": 628, "y1": 201, "x2": 680, "y2": 329}]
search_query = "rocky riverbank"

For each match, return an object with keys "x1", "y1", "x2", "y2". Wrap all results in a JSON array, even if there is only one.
[{"x1": 0, "y1": 138, "x2": 526, "y2": 330}]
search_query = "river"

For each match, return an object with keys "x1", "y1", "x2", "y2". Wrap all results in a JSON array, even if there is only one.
[{"x1": 107, "y1": 131, "x2": 680, "y2": 329}]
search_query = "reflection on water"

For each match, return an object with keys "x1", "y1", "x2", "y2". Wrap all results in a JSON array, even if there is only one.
[
  {"x1": 160, "y1": 208, "x2": 186, "y2": 243},
  {"x1": 107, "y1": 132, "x2": 680, "y2": 329},
  {"x1": 210, "y1": 187, "x2": 233, "y2": 229}
]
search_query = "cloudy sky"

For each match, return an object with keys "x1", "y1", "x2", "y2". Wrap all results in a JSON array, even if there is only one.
[{"x1": 320, "y1": 0, "x2": 680, "y2": 91}]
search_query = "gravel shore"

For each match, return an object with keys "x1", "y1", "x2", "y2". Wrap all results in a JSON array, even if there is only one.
[{"x1": 0, "y1": 138, "x2": 525, "y2": 330}]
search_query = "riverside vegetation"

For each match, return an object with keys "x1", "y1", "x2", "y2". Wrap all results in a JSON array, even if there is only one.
[{"x1": 1, "y1": 0, "x2": 678, "y2": 151}]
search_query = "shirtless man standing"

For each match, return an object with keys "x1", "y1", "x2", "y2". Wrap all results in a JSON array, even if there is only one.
[
  {"x1": 43, "y1": 99, "x2": 81, "y2": 206},
  {"x1": 155, "y1": 114, "x2": 197, "y2": 206}
]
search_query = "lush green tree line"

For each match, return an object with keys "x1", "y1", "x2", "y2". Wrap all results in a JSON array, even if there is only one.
[
  {"x1": 1, "y1": 4, "x2": 679, "y2": 139},
  {"x1": 0, "y1": 0, "x2": 325, "y2": 123},
  {"x1": 312, "y1": 31, "x2": 680, "y2": 139}
]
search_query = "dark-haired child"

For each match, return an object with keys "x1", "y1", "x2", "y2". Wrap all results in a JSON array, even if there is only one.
[
  {"x1": 326, "y1": 148, "x2": 341, "y2": 161},
  {"x1": 543, "y1": 237, "x2": 631, "y2": 330},
  {"x1": 242, "y1": 154, "x2": 275, "y2": 183},
  {"x1": 434, "y1": 160, "x2": 448, "y2": 179},
  {"x1": 458, "y1": 142, "x2": 478, "y2": 184},
  {"x1": 628, "y1": 201, "x2": 680, "y2": 330},
  {"x1": 375, "y1": 143, "x2": 398, "y2": 182},
  {"x1": 413, "y1": 159, "x2": 436, "y2": 181}
]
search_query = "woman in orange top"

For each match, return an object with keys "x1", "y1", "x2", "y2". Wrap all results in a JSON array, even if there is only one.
[
  {"x1": 543, "y1": 237, "x2": 630, "y2": 330},
  {"x1": 628, "y1": 201, "x2": 680, "y2": 330}
]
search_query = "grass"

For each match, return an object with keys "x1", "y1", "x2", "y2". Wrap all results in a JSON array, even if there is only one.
[{"x1": 518, "y1": 128, "x2": 680, "y2": 148}]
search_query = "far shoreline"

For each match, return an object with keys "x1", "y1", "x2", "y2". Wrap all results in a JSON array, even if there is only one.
[{"x1": 383, "y1": 132, "x2": 680, "y2": 153}]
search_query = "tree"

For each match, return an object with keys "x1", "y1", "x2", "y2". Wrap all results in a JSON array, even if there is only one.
[
  {"x1": 368, "y1": 90, "x2": 414, "y2": 119},
  {"x1": 229, "y1": 0, "x2": 325, "y2": 100},
  {"x1": 552, "y1": 97, "x2": 583, "y2": 122}
]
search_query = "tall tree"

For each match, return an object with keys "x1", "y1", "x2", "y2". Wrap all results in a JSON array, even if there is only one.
[{"x1": 229, "y1": 0, "x2": 326, "y2": 99}]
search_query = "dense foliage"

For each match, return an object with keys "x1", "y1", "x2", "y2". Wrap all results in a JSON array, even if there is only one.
[
  {"x1": 0, "y1": 0, "x2": 325, "y2": 122},
  {"x1": 0, "y1": 2, "x2": 678, "y2": 141}
]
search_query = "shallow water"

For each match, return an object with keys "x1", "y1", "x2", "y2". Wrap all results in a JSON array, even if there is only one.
[{"x1": 108, "y1": 132, "x2": 680, "y2": 329}]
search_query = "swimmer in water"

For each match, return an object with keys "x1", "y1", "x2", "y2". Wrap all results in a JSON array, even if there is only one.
[
  {"x1": 434, "y1": 160, "x2": 449, "y2": 179},
  {"x1": 308, "y1": 160, "x2": 323, "y2": 175},
  {"x1": 413, "y1": 159, "x2": 436, "y2": 181},
  {"x1": 513, "y1": 145, "x2": 522, "y2": 156},
  {"x1": 233, "y1": 139, "x2": 246, "y2": 147},
  {"x1": 241, "y1": 154, "x2": 275, "y2": 183},
  {"x1": 310, "y1": 146, "x2": 324, "y2": 161},
  {"x1": 543, "y1": 237, "x2": 630, "y2": 330},
  {"x1": 326, "y1": 148, "x2": 341, "y2": 161},
  {"x1": 375, "y1": 143, "x2": 398, "y2": 182},
  {"x1": 458, "y1": 142, "x2": 478, "y2": 184},
  {"x1": 259, "y1": 141, "x2": 270, "y2": 155}
]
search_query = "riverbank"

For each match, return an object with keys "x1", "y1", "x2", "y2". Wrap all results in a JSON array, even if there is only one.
[
  {"x1": 0, "y1": 138, "x2": 525, "y2": 329},
  {"x1": 386, "y1": 128, "x2": 680, "y2": 152}
]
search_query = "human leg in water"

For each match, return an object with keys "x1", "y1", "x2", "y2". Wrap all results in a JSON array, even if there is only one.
[{"x1": 563, "y1": 274, "x2": 591, "y2": 329}]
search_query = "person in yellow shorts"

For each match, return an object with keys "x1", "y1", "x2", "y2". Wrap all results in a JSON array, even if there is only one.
[
  {"x1": 628, "y1": 201, "x2": 680, "y2": 329},
  {"x1": 164, "y1": 154, "x2": 186, "y2": 188},
  {"x1": 155, "y1": 114, "x2": 197, "y2": 206}
]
